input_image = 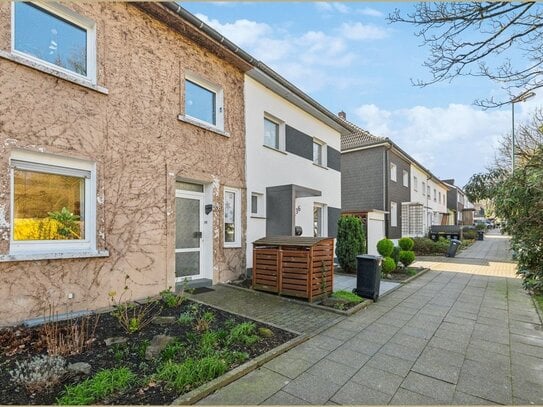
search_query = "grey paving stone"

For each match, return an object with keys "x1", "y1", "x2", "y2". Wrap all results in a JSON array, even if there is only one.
[
  {"x1": 282, "y1": 372, "x2": 342, "y2": 404},
  {"x1": 456, "y1": 372, "x2": 512, "y2": 405},
  {"x1": 512, "y1": 377, "x2": 543, "y2": 405},
  {"x1": 306, "y1": 358, "x2": 358, "y2": 386},
  {"x1": 428, "y1": 335, "x2": 469, "y2": 354},
  {"x1": 380, "y1": 342, "x2": 424, "y2": 362},
  {"x1": 343, "y1": 336, "x2": 383, "y2": 356},
  {"x1": 321, "y1": 325, "x2": 359, "y2": 341},
  {"x1": 472, "y1": 325, "x2": 510, "y2": 345},
  {"x1": 197, "y1": 367, "x2": 289, "y2": 405},
  {"x1": 331, "y1": 381, "x2": 393, "y2": 405},
  {"x1": 350, "y1": 365, "x2": 404, "y2": 395},
  {"x1": 452, "y1": 391, "x2": 498, "y2": 405},
  {"x1": 325, "y1": 346, "x2": 371, "y2": 369},
  {"x1": 411, "y1": 359, "x2": 462, "y2": 384},
  {"x1": 265, "y1": 355, "x2": 316, "y2": 380},
  {"x1": 389, "y1": 333, "x2": 429, "y2": 350},
  {"x1": 397, "y1": 325, "x2": 436, "y2": 340},
  {"x1": 262, "y1": 390, "x2": 307, "y2": 405},
  {"x1": 365, "y1": 352, "x2": 415, "y2": 377},
  {"x1": 461, "y1": 359, "x2": 511, "y2": 382},
  {"x1": 286, "y1": 343, "x2": 330, "y2": 364},
  {"x1": 401, "y1": 371, "x2": 456, "y2": 402},
  {"x1": 468, "y1": 338, "x2": 510, "y2": 356},
  {"x1": 465, "y1": 346, "x2": 510, "y2": 368},
  {"x1": 306, "y1": 334, "x2": 345, "y2": 351},
  {"x1": 510, "y1": 332, "x2": 543, "y2": 348},
  {"x1": 391, "y1": 387, "x2": 446, "y2": 405}
]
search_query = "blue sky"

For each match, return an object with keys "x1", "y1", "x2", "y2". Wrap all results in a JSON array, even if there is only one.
[{"x1": 183, "y1": 2, "x2": 542, "y2": 187}]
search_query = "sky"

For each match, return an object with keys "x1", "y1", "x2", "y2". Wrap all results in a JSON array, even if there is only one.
[{"x1": 183, "y1": 1, "x2": 543, "y2": 187}]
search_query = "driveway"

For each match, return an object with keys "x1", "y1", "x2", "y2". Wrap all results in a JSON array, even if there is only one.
[{"x1": 198, "y1": 233, "x2": 543, "y2": 405}]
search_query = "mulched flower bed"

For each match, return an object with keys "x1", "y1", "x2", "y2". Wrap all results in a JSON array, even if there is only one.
[
  {"x1": 384, "y1": 266, "x2": 425, "y2": 282},
  {"x1": 0, "y1": 298, "x2": 296, "y2": 405}
]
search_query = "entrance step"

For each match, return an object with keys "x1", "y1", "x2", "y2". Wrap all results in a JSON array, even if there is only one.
[{"x1": 176, "y1": 278, "x2": 212, "y2": 292}]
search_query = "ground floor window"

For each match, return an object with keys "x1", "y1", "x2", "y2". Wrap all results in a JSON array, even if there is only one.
[
  {"x1": 313, "y1": 204, "x2": 327, "y2": 237},
  {"x1": 10, "y1": 151, "x2": 95, "y2": 254},
  {"x1": 390, "y1": 201, "x2": 398, "y2": 227},
  {"x1": 224, "y1": 187, "x2": 241, "y2": 247}
]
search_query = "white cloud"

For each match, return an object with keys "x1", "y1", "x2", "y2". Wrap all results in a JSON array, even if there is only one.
[
  {"x1": 354, "y1": 103, "x2": 513, "y2": 185},
  {"x1": 195, "y1": 14, "x2": 272, "y2": 48},
  {"x1": 356, "y1": 7, "x2": 384, "y2": 18},
  {"x1": 340, "y1": 22, "x2": 389, "y2": 41},
  {"x1": 315, "y1": 2, "x2": 350, "y2": 14}
]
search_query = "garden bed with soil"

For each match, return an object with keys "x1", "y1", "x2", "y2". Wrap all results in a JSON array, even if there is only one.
[
  {"x1": 383, "y1": 266, "x2": 426, "y2": 283},
  {"x1": 0, "y1": 294, "x2": 296, "y2": 405}
]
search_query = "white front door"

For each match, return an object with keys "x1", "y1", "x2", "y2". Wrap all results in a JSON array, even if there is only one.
[{"x1": 175, "y1": 189, "x2": 204, "y2": 282}]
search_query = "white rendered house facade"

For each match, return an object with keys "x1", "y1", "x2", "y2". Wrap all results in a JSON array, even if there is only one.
[{"x1": 245, "y1": 75, "x2": 347, "y2": 272}]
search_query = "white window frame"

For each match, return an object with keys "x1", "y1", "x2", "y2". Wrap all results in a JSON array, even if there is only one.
[
  {"x1": 9, "y1": 150, "x2": 96, "y2": 255},
  {"x1": 250, "y1": 192, "x2": 264, "y2": 218},
  {"x1": 223, "y1": 186, "x2": 241, "y2": 248},
  {"x1": 413, "y1": 176, "x2": 418, "y2": 192},
  {"x1": 390, "y1": 163, "x2": 397, "y2": 182},
  {"x1": 390, "y1": 201, "x2": 398, "y2": 227},
  {"x1": 263, "y1": 113, "x2": 285, "y2": 151},
  {"x1": 313, "y1": 203, "x2": 328, "y2": 237},
  {"x1": 184, "y1": 72, "x2": 224, "y2": 131},
  {"x1": 11, "y1": 1, "x2": 97, "y2": 84},
  {"x1": 403, "y1": 170, "x2": 409, "y2": 187},
  {"x1": 313, "y1": 138, "x2": 327, "y2": 166},
  {"x1": 434, "y1": 188, "x2": 437, "y2": 202}
]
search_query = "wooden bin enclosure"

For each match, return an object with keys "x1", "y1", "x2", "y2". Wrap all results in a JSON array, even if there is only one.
[{"x1": 252, "y1": 236, "x2": 334, "y2": 302}]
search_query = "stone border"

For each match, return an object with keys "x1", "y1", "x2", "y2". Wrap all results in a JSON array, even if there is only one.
[
  {"x1": 171, "y1": 334, "x2": 307, "y2": 405},
  {"x1": 399, "y1": 267, "x2": 431, "y2": 284}
]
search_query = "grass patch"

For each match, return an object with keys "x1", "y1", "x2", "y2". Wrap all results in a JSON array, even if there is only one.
[
  {"x1": 226, "y1": 322, "x2": 260, "y2": 346},
  {"x1": 155, "y1": 355, "x2": 228, "y2": 392},
  {"x1": 331, "y1": 290, "x2": 364, "y2": 304},
  {"x1": 57, "y1": 367, "x2": 136, "y2": 405},
  {"x1": 405, "y1": 267, "x2": 418, "y2": 276}
]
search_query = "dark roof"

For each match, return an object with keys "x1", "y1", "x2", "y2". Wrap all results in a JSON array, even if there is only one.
[
  {"x1": 340, "y1": 121, "x2": 386, "y2": 151},
  {"x1": 253, "y1": 236, "x2": 332, "y2": 247}
]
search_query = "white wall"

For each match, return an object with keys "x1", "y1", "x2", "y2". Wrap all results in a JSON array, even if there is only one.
[
  {"x1": 410, "y1": 164, "x2": 449, "y2": 233},
  {"x1": 245, "y1": 76, "x2": 341, "y2": 269},
  {"x1": 367, "y1": 211, "x2": 386, "y2": 256}
]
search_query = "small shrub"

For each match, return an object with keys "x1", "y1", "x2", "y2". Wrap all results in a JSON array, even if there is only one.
[
  {"x1": 336, "y1": 215, "x2": 366, "y2": 273},
  {"x1": 156, "y1": 356, "x2": 228, "y2": 392},
  {"x1": 398, "y1": 237, "x2": 414, "y2": 251},
  {"x1": 227, "y1": 322, "x2": 259, "y2": 346},
  {"x1": 10, "y1": 354, "x2": 67, "y2": 392},
  {"x1": 391, "y1": 246, "x2": 401, "y2": 265},
  {"x1": 399, "y1": 250, "x2": 416, "y2": 266},
  {"x1": 195, "y1": 311, "x2": 215, "y2": 333},
  {"x1": 108, "y1": 289, "x2": 162, "y2": 334},
  {"x1": 462, "y1": 229, "x2": 477, "y2": 240},
  {"x1": 57, "y1": 367, "x2": 136, "y2": 405},
  {"x1": 412, "y1": 237, "x2": 449, "y2": 255},
  {"x1": 160, "y1": 287, "x2": 185, "y2": 308},
  {"x1": 161, "y1": 340, "x2": 184, "y2": 362},
  {"x1": 134, "y1": 339, "x2": 150, "y2": 359},
  {"x1": 381, "y1": 256, "x2": 396, "y2": 275},
  {"x1": 178, "y1": 312, "x2": 194, "y2": 326},
  {"x1": 331, "y1": 290, "x2": 363, "y2": 304},
  {"x1": 377, "y1": 239, "x2": 394, "y2": 257},
  {"x1": 199, "y1": 331, "x2": 221, "y2": 356}
]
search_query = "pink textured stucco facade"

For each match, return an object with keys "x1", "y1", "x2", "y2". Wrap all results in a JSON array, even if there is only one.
[{"x1": 0, "y1": 2, "x2": 247, "y2": 325}]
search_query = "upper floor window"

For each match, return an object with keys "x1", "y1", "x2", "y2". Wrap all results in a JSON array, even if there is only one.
[
  {"x1": 403, "y1": 170, "x2": 409, "y2": 187},
  {"x1": 390, "y1": 163, "x2": 397, "y2": 182},
  {"x1": 13, "y1": 2, "x2": 96, "y2": 82},
  {"x1": 264, "y1": 117, "x2": 279, "y2": 149},
  {"x1": 427, "y1": 185, "x2": 430, "y2": 198},
  {"x1": 413, "y1": 176, "x2": 418, "y2": 191},
  {"x1": 251, "y1": 192, "x2": 264, "y2": 217},
  {"x1": 185, "y1": 75, "x2": 224, "y2": 130},
  {"x1": 433, "y1": 188, "x2": 437, "y2": 202},
  {"x1": 422, "y1": 181, "x2": 425, "y2": 194},
  {"x1": 10, "y1": 150, "x2": 96, "y2": 255},
  {"x1": 313, "y1": 139, "x2": 326, "y2": 166},
  {"x1": 438, "y1": 191, "x2": 441, "y2": 203}
]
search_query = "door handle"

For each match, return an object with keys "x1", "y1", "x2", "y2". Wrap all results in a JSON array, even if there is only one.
[{"x1": 193, "y1": 232, "x2": 203, "y2": 239}]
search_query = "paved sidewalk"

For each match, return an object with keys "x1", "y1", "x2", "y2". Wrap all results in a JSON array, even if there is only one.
[
  {"x1": 457, "y1": 229, "x2": 512, "y2": 261},
  {"x1": 199, "y1": 271, "x2": 543, "y2": 405}
]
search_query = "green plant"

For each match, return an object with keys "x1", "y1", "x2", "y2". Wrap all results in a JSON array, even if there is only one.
[
  {"x1": 331, "y1": 290, "x2": 363, "y2": 304},
  {"x1": 195, "y1": 311, "x2": 215, "y2": 332},
  {"x1": 412, "y1": 237, "x2": 449, "y2": 255},
  {"x1": 199, "y1": 331, "x2": 221, "y2": 356},
  {"x1": 134, "y1": 339, "x2": 150, "y2": 359},
  {"x1": 47, "y1": 207, "x2": 81, "y2": 239},
  {"x1": 377, "y1": 239, "x2": 394, "y2": 257},
  {"x1": 57, "y1": 367, "x2": 136, "y2": 405},
  {"x1": 475, "y1": 223, "x2": 487, "y2": 230},
  {"x1": 161, "y1": 340, "x2": 184, "y2": 362},
  {"x1": 398, "y1": 237, "x2": 415, "y2": 251},
  {"x1": 108, "y1": 279, "x2": 162, "y2": 334},
  {"x1": 381, "y1": 256, "x2": 396, "y2": 275},
  {"x1": 227, "y1": 322, "x2": 259, "y2": 346},
  {"x1": 391, "y1": 246, "x2": 401, "y2": 265},
  {"x1": 405, "y1": 267, "x2": 418, "y2": 276},
  {"x1": 336, "y1": 215, "x2": 366, "y2": 273},
  {"x1": 155, "y1": 356, "x2": 227, "y2": 392},
  {"x1": 178, "y1": 312, "x2": 194, "y2": 326},
  {"x1": 399, "y1": 250, "x2": 416, "y2": 266},
  {"x1": 111, "y1": 344, "x2": 130, "y2": 363},
  {"x1": 160, "y1": 287, "x2": 185, "y2": 308}
]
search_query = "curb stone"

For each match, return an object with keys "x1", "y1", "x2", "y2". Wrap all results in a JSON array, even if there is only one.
[{"x1": 171, "y1": 334, "x2": 307, "y2": 405}]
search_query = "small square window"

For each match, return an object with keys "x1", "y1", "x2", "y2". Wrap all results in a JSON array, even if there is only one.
[
  {"x1": 390, "y1": 163, "x2": 397, "y2": 182},
  {"x1": 184, "y1": 75, "x2": 224, "y2": 130},
  {"x1": 13, "y1": 2, "x2": 96, "y2": 82},
  {"x1": 263, "y1": 118, "x2": 279, "y2": 149}
]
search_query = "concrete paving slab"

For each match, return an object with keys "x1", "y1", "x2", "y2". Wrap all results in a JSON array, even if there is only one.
[
  {"x1": 390, "y1": 388, "x2": 445, "y2": 405},
  {"x1": 282, "y1": 372, "x2": 342, "y2": 404},
  {"x1": 261, "y1": 390, "x2": 307, "y2": 405},
  {"x1": 350, "y1": 365, "x2": 404, "y2": 395},
  {"x1": 401, "y1": 371, "x2": 456, "y2": 403},
  {"x1": 331, "y1": 382, "x2": 393, "y2": 405}
]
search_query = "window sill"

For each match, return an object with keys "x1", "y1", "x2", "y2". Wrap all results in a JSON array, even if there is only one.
[
  {"x1": 177, "y1": 115, "x2": 230, "y2": 137},
  {"x1": 0, "y1": 250, "x2": 110, "y2": 263},
  {"x1": 0, "y1": 50, "x2": 108, "y2": 95},
  {"x1": 223, "y1": 244, "x2": 241, "y2": 249},
  {"x1": 262, "y1": 145, "x2": 287, "y2": 155},
  {"x1": 312, "y1": 162, "x2": 329, "y2": 170},
  {"x1": 250, "y1": 215, "x2": 266, "y2": 219}
]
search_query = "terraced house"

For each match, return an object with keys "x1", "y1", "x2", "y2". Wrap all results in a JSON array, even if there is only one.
[{"x1": 0, "y1": 2, "x2": 254, "y2": 325}]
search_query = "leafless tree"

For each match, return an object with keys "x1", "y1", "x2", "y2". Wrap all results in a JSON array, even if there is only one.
[{"x1": 389, "y1": 2, "x2": 543, "y2": 107}]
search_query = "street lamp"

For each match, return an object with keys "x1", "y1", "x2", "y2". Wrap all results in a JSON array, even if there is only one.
[{"x1": 511, "y1": 90, "x2": 536, "y2": 169}]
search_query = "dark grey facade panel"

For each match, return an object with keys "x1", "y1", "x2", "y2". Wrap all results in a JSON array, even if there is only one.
[
  {"x1": 285, "y1": 125, "x2": 313, "y2": 160},
  {"x1": 447, "y1": 188, "x2": 457, "y2": 212},
  {"x1": 327, "y1": 207, "x2": 341, "y2": 238},
  {"x1": 266, "y1": 185, "x2": 294, "y2": 236},
  {"x1": 327, "y1": 146, "x2": 341, "y2": 171},
  {"x1": 341, "y1": 147, "x2": 385, "y2": 212},
  {"x1": 387, "y1": 150, "x2": 411, "y2": 239}
]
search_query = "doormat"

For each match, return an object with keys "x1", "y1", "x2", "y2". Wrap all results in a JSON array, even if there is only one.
[{"x1": 191, "y1": 287, "x2": 215, "y2": 294}]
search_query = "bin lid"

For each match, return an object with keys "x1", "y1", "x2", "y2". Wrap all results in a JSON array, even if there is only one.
[
  {"x1": 253, "y1": 236, "x2": 333, "y2": 247},
  {"x1": 357, "y1": 254, "x2": 382, "y2": 260}
]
